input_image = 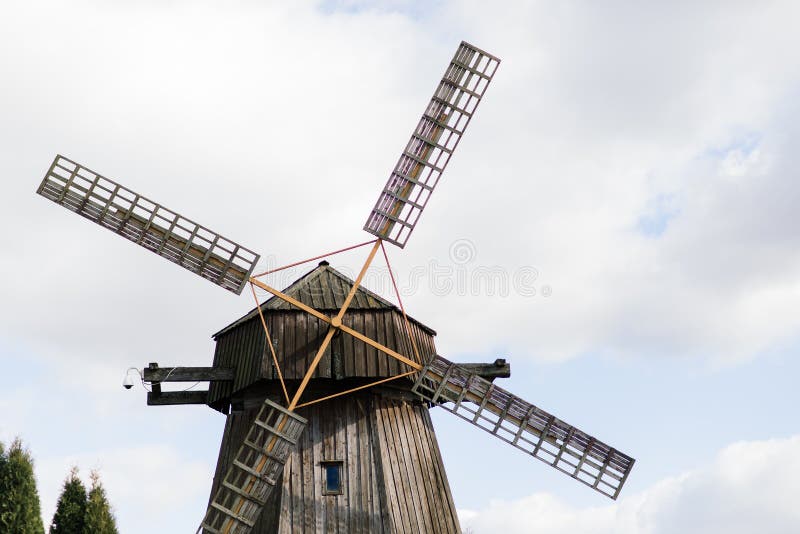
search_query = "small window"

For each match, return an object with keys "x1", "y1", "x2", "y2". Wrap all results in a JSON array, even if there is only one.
[{"x1": 322, "y1": 461, "x2": 343, "y2": 495}]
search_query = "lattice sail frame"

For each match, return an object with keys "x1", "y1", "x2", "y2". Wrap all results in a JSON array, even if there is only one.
[
  {"x1": 202, "y1": 399, "x2": 307, "y2": 534},
  {"x1": 364, "y1": 41, "x2": 501, "y2": 248},
  {"x1": 37, "y1": 155, "x2": 259, "y2": 294},
  {"x1": 412, "y1": 355, "x2": 635, "y2": 500}
]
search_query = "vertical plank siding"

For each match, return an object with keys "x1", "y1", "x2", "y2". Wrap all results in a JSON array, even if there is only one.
[
  {"x1": 372, "y1": 398, "x2": 461, "y2": 534},
  {"x1": 208, "y1": 393, "x2": 460, "y2": 533}
]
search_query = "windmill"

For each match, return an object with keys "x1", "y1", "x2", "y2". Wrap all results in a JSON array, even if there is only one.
[{"x1": 36, "y1": 41, "x2": 635, "y2": 533}]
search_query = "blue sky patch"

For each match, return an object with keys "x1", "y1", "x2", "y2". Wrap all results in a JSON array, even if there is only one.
[{"x1": 637, "y1": 193, "x2": 680, "y2": 237}]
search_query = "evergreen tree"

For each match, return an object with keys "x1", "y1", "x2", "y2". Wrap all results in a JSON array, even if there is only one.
[
  {"x1": 49, "y1": 467, "x2": 87, "y2": 534},
  {"x1": 84, "y1": 471, "x2": 118, "y2": 534},
  {"x1": 0, "y1": 438, "x2": 45, "y2": 534}
]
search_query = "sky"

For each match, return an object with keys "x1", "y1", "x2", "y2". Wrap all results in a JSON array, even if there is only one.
[{"x1": 1, "y1": 0, "x2": 799, "y2": 532}]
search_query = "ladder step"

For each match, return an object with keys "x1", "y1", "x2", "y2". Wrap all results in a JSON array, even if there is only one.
[
  {"x1": 209, "y1": 501, "x2": 255, "y2": 527},
  {"x1": 222, "y1": 480, "x2": 268, "y2": 507},
  {"x1": 252, "y1": 418, "x2": 298, "y2": 444},
  {"x1": 241, "y1": 438, "x2": 287, "y2": 463},
  {"x1": 199, "y1": 521, "x2": 223, "y2": 534},
  {"x1": 232, "y1": 459, "x2": 278, "y2": 486}
]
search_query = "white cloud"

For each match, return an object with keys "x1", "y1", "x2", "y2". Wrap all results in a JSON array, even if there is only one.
[
  {"x1": 460, "y1": 435, "x2": 800, "y2": 534},
  {"x1": 1, "y1": 1, "x2": 800, "y2": 529},
  {"x1": 399, "y1": 0, "x2": 800, "y2": 364},
  {"x1": 1, "y1": 0, "x2": 799, "y2": 375}
]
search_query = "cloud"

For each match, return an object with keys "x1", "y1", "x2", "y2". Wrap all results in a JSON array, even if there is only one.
[
  {"x1": 2, "y1": 0, "x2": 800, "y2": 377},
  {"x1": 396, "y1": 0, "x2": 800, "y2": 364},
  {"x1": 460, "y1": 435, "x2": 800, "y2": 534},
  {"x1": 1, "y1": 4, "x2": 799, "y2": 531}
]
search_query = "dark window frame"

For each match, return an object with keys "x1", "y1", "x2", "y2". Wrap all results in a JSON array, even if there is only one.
[{"x1": 321, "y1": 461, "x2": 344, "y2": 495}]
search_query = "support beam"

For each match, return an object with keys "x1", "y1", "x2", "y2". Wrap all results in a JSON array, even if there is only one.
[
  {"x1": 147, "y1": 390, "x2": 208, "y2": 406},
  {"x1": 143, "y1": 363, "x2": 234, "y2": 382},
  {"x1": 458, "y1": 359, "x2": 511, "y2": 381}
]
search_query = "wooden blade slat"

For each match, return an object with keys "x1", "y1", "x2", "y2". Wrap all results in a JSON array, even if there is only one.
[
  {"x1": 412, "y1": 354, "x2": 635, "y2": 499},
  {"x1": 37, "y1": 155, "x2": 260, "y2": 295},
  {"x1": 364, "y1": 41, "x2": 500, "y2": 248}
]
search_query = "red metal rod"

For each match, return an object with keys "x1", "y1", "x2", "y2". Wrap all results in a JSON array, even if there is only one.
[
  {"x1": 380, "y1": 240, "x2": 422, "y2": 363},
  {"x1": 252, "y1": 239, "x2": 378, "y2": 277}
]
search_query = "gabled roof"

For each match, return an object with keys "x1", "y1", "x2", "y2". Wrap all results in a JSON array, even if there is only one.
[{"x1": 213, "y1": 261, "x2": 436, "y2": 338}]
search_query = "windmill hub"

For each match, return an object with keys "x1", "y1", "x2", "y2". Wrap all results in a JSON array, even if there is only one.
[{"x1": 330, "y1": 316, "x2": 342, "y2": 328}]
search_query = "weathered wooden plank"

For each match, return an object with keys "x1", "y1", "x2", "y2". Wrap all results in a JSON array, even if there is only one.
[
  {"x1": 382, "y1": 311, "x2": 397, "y2": 376},
  {"x1": 349, "y1": 400, "x2": 365, "y2": 533},
  {"x1": 336, "y1": 400, "x2": 348, "y2": 534},
  {"x1": 377, "y1": 312, "x2": 392, "y2": 376},
  {"x1": 380, "y1": 399, "x2": 417, "y2": 534},
  {"x1": 208, "y1": 333, "x2": 235, "y2": 408},
  {"x1": 146, "y1": 390, "x2": 208, "y2": 405},
  {"x1": 351, "y1": 312, "x2": 365, "y2": 377},
  {"x1": 247, "y1": 320, "x2": 260, "y2": 389},
  {"x1": 280, "y1": 310, "x2": 292, "y2": 380},
  {"x1": 318, "y1": 266, "x2": 335, "y2": 310},
  {"x1": 416, "y1": 401, "x2": 452, "y2": 534},
  {"x1": 370, "y1": 398, "x2": 390, "y2": 532},
  {"x1": 232, "y1": 323, "x2": 247, "y2": 393},
  {"x1": 290, "y1": 313, "x2": 303, "y2": 381},
  {"x1": 290, "y1": 428, "x2": 302, "y2": 534},
  {"x1": 459, "y1": 359, "x2": 511, "y2": 380},
  {"x1": 384, "y1": 311, "x2": 398, "y2": 376},
  {"x1": 322, "y1": 402, "x2": 336, "y2": 533},
  {"x1": 363, "y1": 398, "x2": 379, "y2": 533},
  {"x1": 414, "y1": 321, "x2": 432, "y2": 363},
  {"x1": 260, "y1": 314, "x2": 274, "y2": 380},
  {"x1": 390, "y1": 401, "x2": 427, "y2": 534},
  {"x1": 371, "y1": 398, "x2": 402, "y2": 533},
  {"x1": 397, "y1": 401, "x2": 435, "y2": 534},
  {"x1": 374, "y1": 311, "x2": 387, "y2": 377},
  {"x1": 367, "y1": 312, "x2": 381, "y2": 375},
  {"x1": 406, "y1": 402, "x2": 441, "y2": 533},
  {"x1": 304, "y1": 404, "x2": 318, "y2": 532},
  {"x1": 277, "y1": 461, "x2": 290, "y2": 534},
  {"x1": 306, "y1": 316, "x2": 319, "y2": 380},
  {"x1": 143, "y1": 365, "x2": 234, "y2": 382},
  {"x1": 391, "y1": 313, "x2": 414, "y2": 372},
  {"x1": 414, "y1": 401, "x2": 461, "y2": 533}
]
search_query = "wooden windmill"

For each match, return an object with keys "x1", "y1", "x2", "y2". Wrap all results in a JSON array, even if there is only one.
[{"x1": 36, "y1": 42, "x2": 635, "y2": 533}]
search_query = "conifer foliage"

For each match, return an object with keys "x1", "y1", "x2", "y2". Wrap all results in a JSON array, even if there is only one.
[
  {"x1": 49, "y1": 467, "x2": 87, "y2": 534},
  {"x1": 48, "y1": 467, "x2": 119, "y2": 534},
  {"x1": 84, "y1": 470, "x2": 118, "y2": 534},
  {"x1": 0, "y1": 440, "x2": 119, "y2": 533},
  {"x1": 0, "y1": 438, "x2": 45, "y2": 534}
]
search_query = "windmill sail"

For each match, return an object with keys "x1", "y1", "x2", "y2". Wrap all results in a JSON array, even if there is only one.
[
  {"x1": 412, "y1": 355, "x2": 635, "y2": 499},
  {"x1": 201, "y1": 399, "x2": 307, "y2": 534},
  {"x1": 364, "y1": 41, "x2": 500, "y2": 248},
  {"x1": 37, "y1": 155, "x2": 260, "y2": 294}
]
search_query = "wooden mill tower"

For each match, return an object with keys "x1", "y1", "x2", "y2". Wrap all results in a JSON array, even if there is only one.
[
  {"x1": 35, "y1": 40, "x2": 636, "y2": 534},
  {"x1": 205, "y1": 260, "x2": 501, "y2": 532}
]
